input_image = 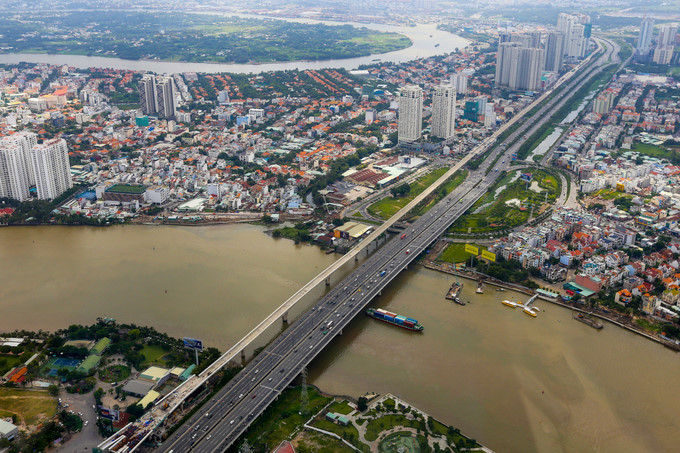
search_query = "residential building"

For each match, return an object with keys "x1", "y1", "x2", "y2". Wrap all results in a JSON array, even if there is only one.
[
  {"x1": 544, "y1": 31, "x2": 565, "y2": 72},
  {"x1": 637, "y1": 17, "x2": 655, "y2": 58},
  {"x1": 431, "y1": 85, "x2": 456, "y2": 139},
  {"x1": 138, "y1": 74, "x2": 177, "y2": 119},
  {"x1": 658, "y1": 24, "x2": 678, "y2": 46},
  {"x1": 156, "y1": 76, "x2": 177, "y2": 119},
  {"x1": 397, "y1": 85, "x2": 423, "y2": 142},
  {"x1": 138, "y1": 74, "x2": 157, "y2": 116},
  {"x1": 496, "y1": 42, "x2": 544, "y2": 91},
  {"x1": 450, "y1": 72, "x2": 468, "y2": 94},
  {"x1": 30, "y1": 139, "x2": 73, "y2": 200},
  {"x1": 653, "y1": 46, "x2": 674, "y2": 65},
  {"x1": 0, "y1": 132, "x2": 37, "y2": 201}
]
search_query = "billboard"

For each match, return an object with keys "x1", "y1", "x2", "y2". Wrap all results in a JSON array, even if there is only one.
[
  {"x1": 521, "y1": 173, "x2": 533, "y2": 182},
  {"x1": 481, "y1": 250, "x2": 496, "y2": 262},
  {"x1": 183, "y1": 337, "x2": 203, "y2": 352},
  {"x1": 464, "y1": 244, "x2": 479, "y2": 255}
]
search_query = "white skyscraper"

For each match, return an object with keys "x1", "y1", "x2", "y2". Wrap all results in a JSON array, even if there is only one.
[
  {"x1": 0, "y1": 148, "x2": 30, "y2": 201},
  {"x1": 0, "y1": 132, "x2": 38, "y2": 201},
  {"x1": 544, "y1": 31, "x2": 565, "y2": 72},
  {"x1": 450, "y1": 73, "x2": 468, "y2": 94},
  {"x1": 397, "y1": 85, "x2": 423, "y2": 143},
  {"x1": 637, "y1": 17, "x2": 655, "y2": 57},
  {"x1": 431, "y1": 85, "x2": 457, "y2": 139},
  {"x1": 30, "y1": 139, "x2": 72, "y2": 200}
]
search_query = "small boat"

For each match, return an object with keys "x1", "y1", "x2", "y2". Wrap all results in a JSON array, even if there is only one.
[
  {"x1": 496, "y1": 288, "x2": 505, "y2": 292},
  {"x1": 435, "y1": 43, "x2": 440, "y2": 47},
  {"x1": 476, "y1": 281, "x2": 484, "y2": 294}
]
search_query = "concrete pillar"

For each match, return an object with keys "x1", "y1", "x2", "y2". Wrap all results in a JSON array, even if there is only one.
[
  {"x1": 355, "y1": 254, "x2": 359, "y2": 262},
  {"x1": 325, "y1": 276, "x2": 331, "y2": 286},
  {"x1": 240, "y1": 349, "x2": 246, "y2": 363},
  {"x1": 282, "y1": 311, "x2": 288, "y2": 323}
]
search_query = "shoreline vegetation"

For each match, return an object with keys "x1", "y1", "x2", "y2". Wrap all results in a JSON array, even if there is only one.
[{"x1": 0, "y1": 11, "x2": 413, "y2": 64}]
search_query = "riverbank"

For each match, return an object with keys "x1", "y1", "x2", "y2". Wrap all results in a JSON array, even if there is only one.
[{"x1": 421, "y1": 260, "x2": 680, "y2": 353}]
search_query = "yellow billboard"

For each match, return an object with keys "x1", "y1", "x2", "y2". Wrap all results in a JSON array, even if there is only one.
[
  {"x1": 481, "y1": 250, "x2": 496, "y2": 262},
  {"x1": 464, "y1": 244, "x2": 479, "y2": 255}
]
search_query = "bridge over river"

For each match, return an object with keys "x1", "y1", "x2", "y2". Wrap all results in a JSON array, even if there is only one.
[{"x1": 98, "y1": 37, "x2": 617, "y2": 453}]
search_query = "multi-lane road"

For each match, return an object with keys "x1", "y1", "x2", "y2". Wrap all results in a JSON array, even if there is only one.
[{"x1": 153, "y1": 38, "x2": 618, "y2": 453}]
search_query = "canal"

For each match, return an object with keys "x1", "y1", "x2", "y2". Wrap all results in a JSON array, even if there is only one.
[{"x1": 1, "y1": 225, "x2": 678, "y2": 452}]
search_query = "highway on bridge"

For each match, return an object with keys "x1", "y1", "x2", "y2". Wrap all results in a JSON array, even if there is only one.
[{"x1": 154, "y1": 38, "x2": 617, "y2": 453}]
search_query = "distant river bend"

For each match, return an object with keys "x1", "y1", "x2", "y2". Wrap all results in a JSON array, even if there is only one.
[{"x1": 0, "y1": 19, "x2": 468, "y2": 74}]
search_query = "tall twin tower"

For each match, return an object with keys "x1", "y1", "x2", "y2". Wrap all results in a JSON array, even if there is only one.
[
  {"x1": 496, "y1": 13, "x2": 591, "y2": 92},
  {"x1": 397, "y1": 84, "x2": 457, "y2": 143},
  {"x1": 138, "y1": 75, "x2": 177, "y2": 119},
  {"x1": 0, "y1": 132, "x2": 72, "y2": 201}
]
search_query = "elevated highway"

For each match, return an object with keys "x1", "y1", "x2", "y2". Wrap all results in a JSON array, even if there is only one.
[{"x1": 100, "y1": 37, "x2": 616, "y2": 453}]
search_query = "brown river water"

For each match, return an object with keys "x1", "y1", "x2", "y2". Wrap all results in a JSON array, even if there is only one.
[{"x1": 1, "y1": 225, "x2": 678, "y2": 452}]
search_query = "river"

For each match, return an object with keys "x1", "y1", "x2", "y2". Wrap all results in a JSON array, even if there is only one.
[
  {"x1": 0, "y1": 19, "x2": 468, "y2": 74},
  {"x1": 2, "y1": 225, "x2": 679, "y2": 452}
]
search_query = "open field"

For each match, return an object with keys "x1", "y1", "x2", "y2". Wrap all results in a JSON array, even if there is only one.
[
  {"x1": 631, "y1": 143, "x2": 680, "y2": 163},
  {"x1": 0, "y1": 388, "x2": 57, "y2": 427}
]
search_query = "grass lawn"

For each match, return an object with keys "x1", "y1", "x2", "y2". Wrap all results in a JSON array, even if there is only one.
[
  {"x1": 239, "y1": 386, "x2": 332, "y2": 451},
  {"x1": 631, "y1": 143, "x2": 679, "y2": 162},
  {"x1": 99, "y1": 365, "x2": 131, "y2": 383},
  {"x1": 0, "y1": 388, "x2": 57, "y2": 426},
  {"x1": 139, "y1": 345, "x2": 170, "y2": 367},
  {"x1": 313, "y1": 418, "x2": 367, "y2": 452},
  {"x1": 368, "y1": 168, "x2": 448, "y2": 220},
  {"x1": 364, "y1": 414, "x2": 424, "y2": 442},
  {"x1": 438, "y1": 243, "x2": 487, "y2": 264},
  {"x1": 351, "y1": 211, "x2": 364, "y2": 218},
  {"x1": 0, "y1": 354, "x2": 23, "y2": 375},
  {"x1": 327, "y1": 400, "x2": 354, "y2": 415}
]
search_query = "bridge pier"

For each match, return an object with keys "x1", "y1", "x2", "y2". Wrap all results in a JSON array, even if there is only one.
[
  {"x1": 355, "y1": 254, "x2": 359, "y2": 262},
  {"x1": 325, "y1": 276, "x2": 331, "y2": 286},
  {"x1": 240, "y1": 349, "x2": 246, "y2": 363},
  {"x1": 282, "y1": 311, "x2": 289, "y2": 323}
]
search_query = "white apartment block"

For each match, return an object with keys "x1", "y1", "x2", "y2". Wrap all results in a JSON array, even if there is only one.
[
  {"x1": 431, "y1": 85, "x2": 456, "y2": 139},
  {"x1": 397, "y1": 85, "x2": 423, "y2": 142},
  {"x1": 0, "y1": 132, "x2": 38, "y2": 201},
  {"x1": 30, "y1": 139, "x2": 73, "y2": 200}
]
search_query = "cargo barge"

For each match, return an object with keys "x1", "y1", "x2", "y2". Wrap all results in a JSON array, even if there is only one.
[
  {"x1": 446, "y1": 282, "x2": 464, "y2": 305},
  {"x1": 366, "y1": 308, "x2": 424, "y2": 331},
  {"x1": 573, "y1": 313, "x2": 603, "y2": 329}
]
